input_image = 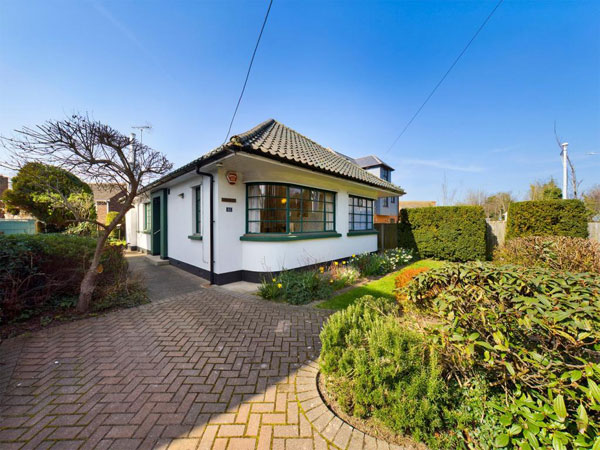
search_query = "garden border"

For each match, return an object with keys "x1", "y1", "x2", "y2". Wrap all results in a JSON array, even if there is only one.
[{"x1": 295, "y1": 360, "x2": 406, "y2": 449}]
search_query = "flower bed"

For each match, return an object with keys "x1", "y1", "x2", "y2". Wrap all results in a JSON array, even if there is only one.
[{"x1": 257, "y1": 248, "x2": 413, "y2": 305}]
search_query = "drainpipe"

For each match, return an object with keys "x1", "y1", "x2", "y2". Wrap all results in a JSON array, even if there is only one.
[{"x1": 196, "y1": 165, "x2": 215, "y2": 284}]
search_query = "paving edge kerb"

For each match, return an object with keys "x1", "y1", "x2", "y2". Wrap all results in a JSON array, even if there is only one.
[{"x1": 295, "y1": 360, "x2": 407, "y2": 450}]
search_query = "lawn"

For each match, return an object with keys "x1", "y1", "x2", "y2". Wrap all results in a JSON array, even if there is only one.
[{"x1": 317, "y1": 259, "x2": 445, "y2": 310}]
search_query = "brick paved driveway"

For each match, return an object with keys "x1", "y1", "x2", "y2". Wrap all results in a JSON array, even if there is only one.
[{"x1": 0, "y1": 256, "x2": 339, "y2": 449}]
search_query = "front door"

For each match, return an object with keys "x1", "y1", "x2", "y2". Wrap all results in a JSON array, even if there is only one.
[{"x1": 152, "y1": 196, "x2": 161, "y2": 256}]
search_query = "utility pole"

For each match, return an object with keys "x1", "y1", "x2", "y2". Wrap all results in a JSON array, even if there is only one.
[{"x1": 561, "y1": 142, "x2": 569, "y2": 199}]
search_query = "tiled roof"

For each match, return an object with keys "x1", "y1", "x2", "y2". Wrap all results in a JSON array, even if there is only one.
[
  {"x1": 354, "y1": 155, "x2": 394, "y2": 171},
  {"x1": 90, "y1": 183, "x2": 126, "y2": 200},
  {"x1": 229, "y1": 119, "x2": 404, "y2": 194},
  {"x1": 143, "y1": 119, "x2": 405, "y2": 195}
]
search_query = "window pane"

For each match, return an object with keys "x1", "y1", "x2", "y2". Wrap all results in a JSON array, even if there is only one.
[
  {"x1": 261, "y1": 221, "x2": 286, "y2": 233},
  {"x1": 303, "y1": 221, "x2": 324, "y2": 232}
]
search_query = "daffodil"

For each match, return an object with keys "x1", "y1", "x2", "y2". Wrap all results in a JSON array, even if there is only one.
[
  {"x1": 352, "y1": 254, "x2": 356, "y2": 258},
  {"x1": 329, "y1": 279, "x2": 334, "y2": 283},
  {"x1": 272, "y1": 278, "x2": 276, "y2": 282},
  {"x1": 342, "y1": 261, "x2": 346, "y2": 265},
  {"x1": 277, "y1": 283, "x2": 282, "y2": 288},
  {"x1": 334, "y1": 261, "x2": 339, "y2": 266},
  {"x1": 319, "y1": 267, "x2": 324, "y2": 272}
]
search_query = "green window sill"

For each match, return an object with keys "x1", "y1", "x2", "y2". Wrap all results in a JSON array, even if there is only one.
[
  {"x1": 347, "y1": 230, "x2": 378, "y2": 236},
  {"x1": 188, "y1": 235, "x2": 203, "y2": 241},
  {"x1": 240, "y1": 232, "x2": 341, "y2": 242}
]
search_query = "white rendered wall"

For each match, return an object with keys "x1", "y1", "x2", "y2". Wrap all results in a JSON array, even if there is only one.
[
  {"x1": 211, "y1": 156, "x2": 380, "y2": 275},
  {"x1": 165, "y1": 175, "x2": 211, "y2": 271}
]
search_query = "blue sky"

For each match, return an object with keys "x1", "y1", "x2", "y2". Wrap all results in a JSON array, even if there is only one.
[{"x1": 1, "y1": 0, "x2": 598, "y2": 203}]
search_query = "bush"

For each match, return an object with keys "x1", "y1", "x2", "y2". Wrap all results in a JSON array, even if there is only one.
[
  {"x1": 398, "y1": 206, "x2": 486, "y2": 261},
  {"x1": 349, "y1": 248, "x2": 413, "y2": 277},
  {"x1": 319, "y1": 296, "x2": 462, "y2": 447},
  {"x1": 506, "y1": 200, "x2": 588, "y2": 239},
  {"x1": 394, "y1": 266, "x2": 430, "y2": 290},
  {"x1": 402, "y1": 263, "x2": 600, "y2": 449},
  {"x1": 0, "y1": 234, "x2": 136, "y2": 323},
  {"x1": 258, "y1": 269, "x2": 333, "y2": 305},
  {"x1": 494, "y1": 235, "x2": 600, "y2": 273}
]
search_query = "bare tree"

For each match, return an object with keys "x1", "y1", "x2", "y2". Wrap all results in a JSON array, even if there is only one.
[
  {"x1": 554, "y1": 122, "x2": 582, "y2": 198},
  {"x1": 441, "y1": 173, "x2": 457, "y2": 206},
  {"x1": 462, "y1": 189, "x2": 487, "y2": 206},
  {"x1": 1, "y1": 115, "x2": 172, "y2": 312}
]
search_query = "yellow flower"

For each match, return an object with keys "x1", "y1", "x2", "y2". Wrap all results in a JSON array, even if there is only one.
[
  {"x1": 329, "y1": 279, "x2": 334, "y2": 283},
  {"x1": 334, "y1": 261, "x2": 339, "y2": 266},
  {"x1": 277, "y1": 283, "x2": 282, "y2": 288},
  {"x1": 319, "y1": 267, "x2": 324, "y2": 272},
  {"x1": 272, "y1": 278, "x2": 276, "y2": 282},
  {"x1": 352, "y1": 254, "x2": 356, "y2": 258},
  {"x1": 342, "y1": 261, "x2": 346, "y2": 265}
]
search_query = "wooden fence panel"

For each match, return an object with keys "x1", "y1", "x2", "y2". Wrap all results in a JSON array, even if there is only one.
[{"x1": 375, "y1": 223, "x2": 398, "y2": 250}]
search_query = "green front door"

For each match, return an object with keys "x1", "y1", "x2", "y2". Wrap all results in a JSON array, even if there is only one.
[
  {"x1": 151, "y1": 196, "x2": 161, "y2": 256},
  {"x1": 151, "y1": 189, "x2": 168, "y2": 259}
]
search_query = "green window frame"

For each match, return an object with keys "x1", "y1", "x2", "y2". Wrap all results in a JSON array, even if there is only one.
[
  {"x1": 143, "y1": 202, "x2": 151, "y2": 231},
  {"x1": 246, "y1": 183, "x2": 336, "y2": 234},
  {"x1": 348, "y1": 195, "x2": 374, "y2": 231},
  {"x1": 194, "y1": 186, "x2": 202, "y2": 235}
]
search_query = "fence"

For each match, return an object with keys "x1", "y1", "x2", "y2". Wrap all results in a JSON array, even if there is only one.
[
  {"x1": 0, "y1": 219, "x2": 36, "y2": 235},
  {"x1": 375, "y1": 223, "x2": 397, "y2": 250}
]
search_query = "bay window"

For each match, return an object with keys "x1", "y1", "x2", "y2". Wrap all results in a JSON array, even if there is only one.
[{"x1": 246, "y1": 183, "x2": 335, "y2": 234}]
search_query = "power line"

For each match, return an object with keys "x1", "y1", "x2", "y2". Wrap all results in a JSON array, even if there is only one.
[
  {"x1": 386, "y1": 0, "x2": 504, "y2": 153},
  {"x1": 223, "y1": 0, "x2": 274, "y2": 145}
]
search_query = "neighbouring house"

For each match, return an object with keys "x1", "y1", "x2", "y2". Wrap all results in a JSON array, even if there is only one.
[
  {"x1": 125, "y1": 119, "x2": 405, "y2": 285},
  {"x1": 90, "y1": 183, "x2": 127, "y2": 225},
  {"x1": 354, "y1": 156, "x2": 399, "y2": 223}
]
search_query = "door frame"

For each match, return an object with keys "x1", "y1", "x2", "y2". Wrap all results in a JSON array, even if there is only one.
[{"x1": 151, "y1": 189, "x2": 168, "y2": 259}]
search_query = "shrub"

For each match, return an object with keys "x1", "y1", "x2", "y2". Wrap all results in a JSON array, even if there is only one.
[
  {"x1": 494, "y1": 235, "x2": 600, "y2": 273},
  {"x1": 394, "y1": 266, "x2": 430, "y2": 290},
  {"x1": 506, "y1": 199, "x2": 588, "y2": 239},
  {"x1": 402, "y1": 263, "x2": 600, "y2": 448},
  {"x1": 259, "y1": 269, "x2": 333, "y2": 305},
  {"x1": 320, "y1": 296, "x2": 462, "y2": 447},
  {"x1": 0, "y1": 234, "x2": 136, "y2": 323},
  {"x1": 398, "y1": 206, "x2": 486, "y2": 261},
  {"x1": 349, "y1": 248, "x2": 413, "y2": 277}
]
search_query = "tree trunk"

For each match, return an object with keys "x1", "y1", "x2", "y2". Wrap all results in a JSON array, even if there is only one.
[{"x1": 76, "y1": 230, "x2": 109, "y2": 313}]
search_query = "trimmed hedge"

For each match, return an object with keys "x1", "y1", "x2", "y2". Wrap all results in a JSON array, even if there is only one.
[
  {"x1": 506, "y1": 200, "x2": 588, "y2": 239},
  {"x1": 398, "y1": 206, "x2": 486, "y2": 261}
]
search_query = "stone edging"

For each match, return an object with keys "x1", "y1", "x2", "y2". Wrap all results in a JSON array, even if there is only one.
[{"x1": 295, "y1": 360, "x2": 407, "y2": 450}]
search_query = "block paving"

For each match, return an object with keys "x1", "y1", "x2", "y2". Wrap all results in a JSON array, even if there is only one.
[{"x1": 0, "y1": 264, "x2": 406, "y2": 449}]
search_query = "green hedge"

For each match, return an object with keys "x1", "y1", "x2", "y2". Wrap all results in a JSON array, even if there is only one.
[
  {"x1": 398, "y1": 206, "x2": 486, "y2": 261},
  {"x1": 506, "y1": 200, "x2": 588, "y2": 239}
]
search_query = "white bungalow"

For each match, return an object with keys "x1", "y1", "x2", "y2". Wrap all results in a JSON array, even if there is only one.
[{"x1": 125, "y1": 119, "x2": 405, "y2": 284}]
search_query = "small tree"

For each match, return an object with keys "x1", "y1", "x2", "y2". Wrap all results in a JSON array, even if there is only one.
[
  {"x1": 2, "y1": 162, "x2": 94, "y2": 231},
  {"x1": 1, "y1": 115, "x2": 172, "y2": 312},
  {"x1": 584, "y1": 185, "x2": 600, "y2": 220},
  {"x1": 528, "y1": 178, "x2": 562, "y2": 201}
]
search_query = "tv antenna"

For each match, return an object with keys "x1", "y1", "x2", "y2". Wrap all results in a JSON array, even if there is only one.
[{"x1": 132, "y1": 125, "x2": 152, "y2": 145}]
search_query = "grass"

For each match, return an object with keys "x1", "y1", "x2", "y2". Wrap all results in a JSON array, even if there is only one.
[{"x1": 317, "y1": 259, "x2": 446, "y2": 310}]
